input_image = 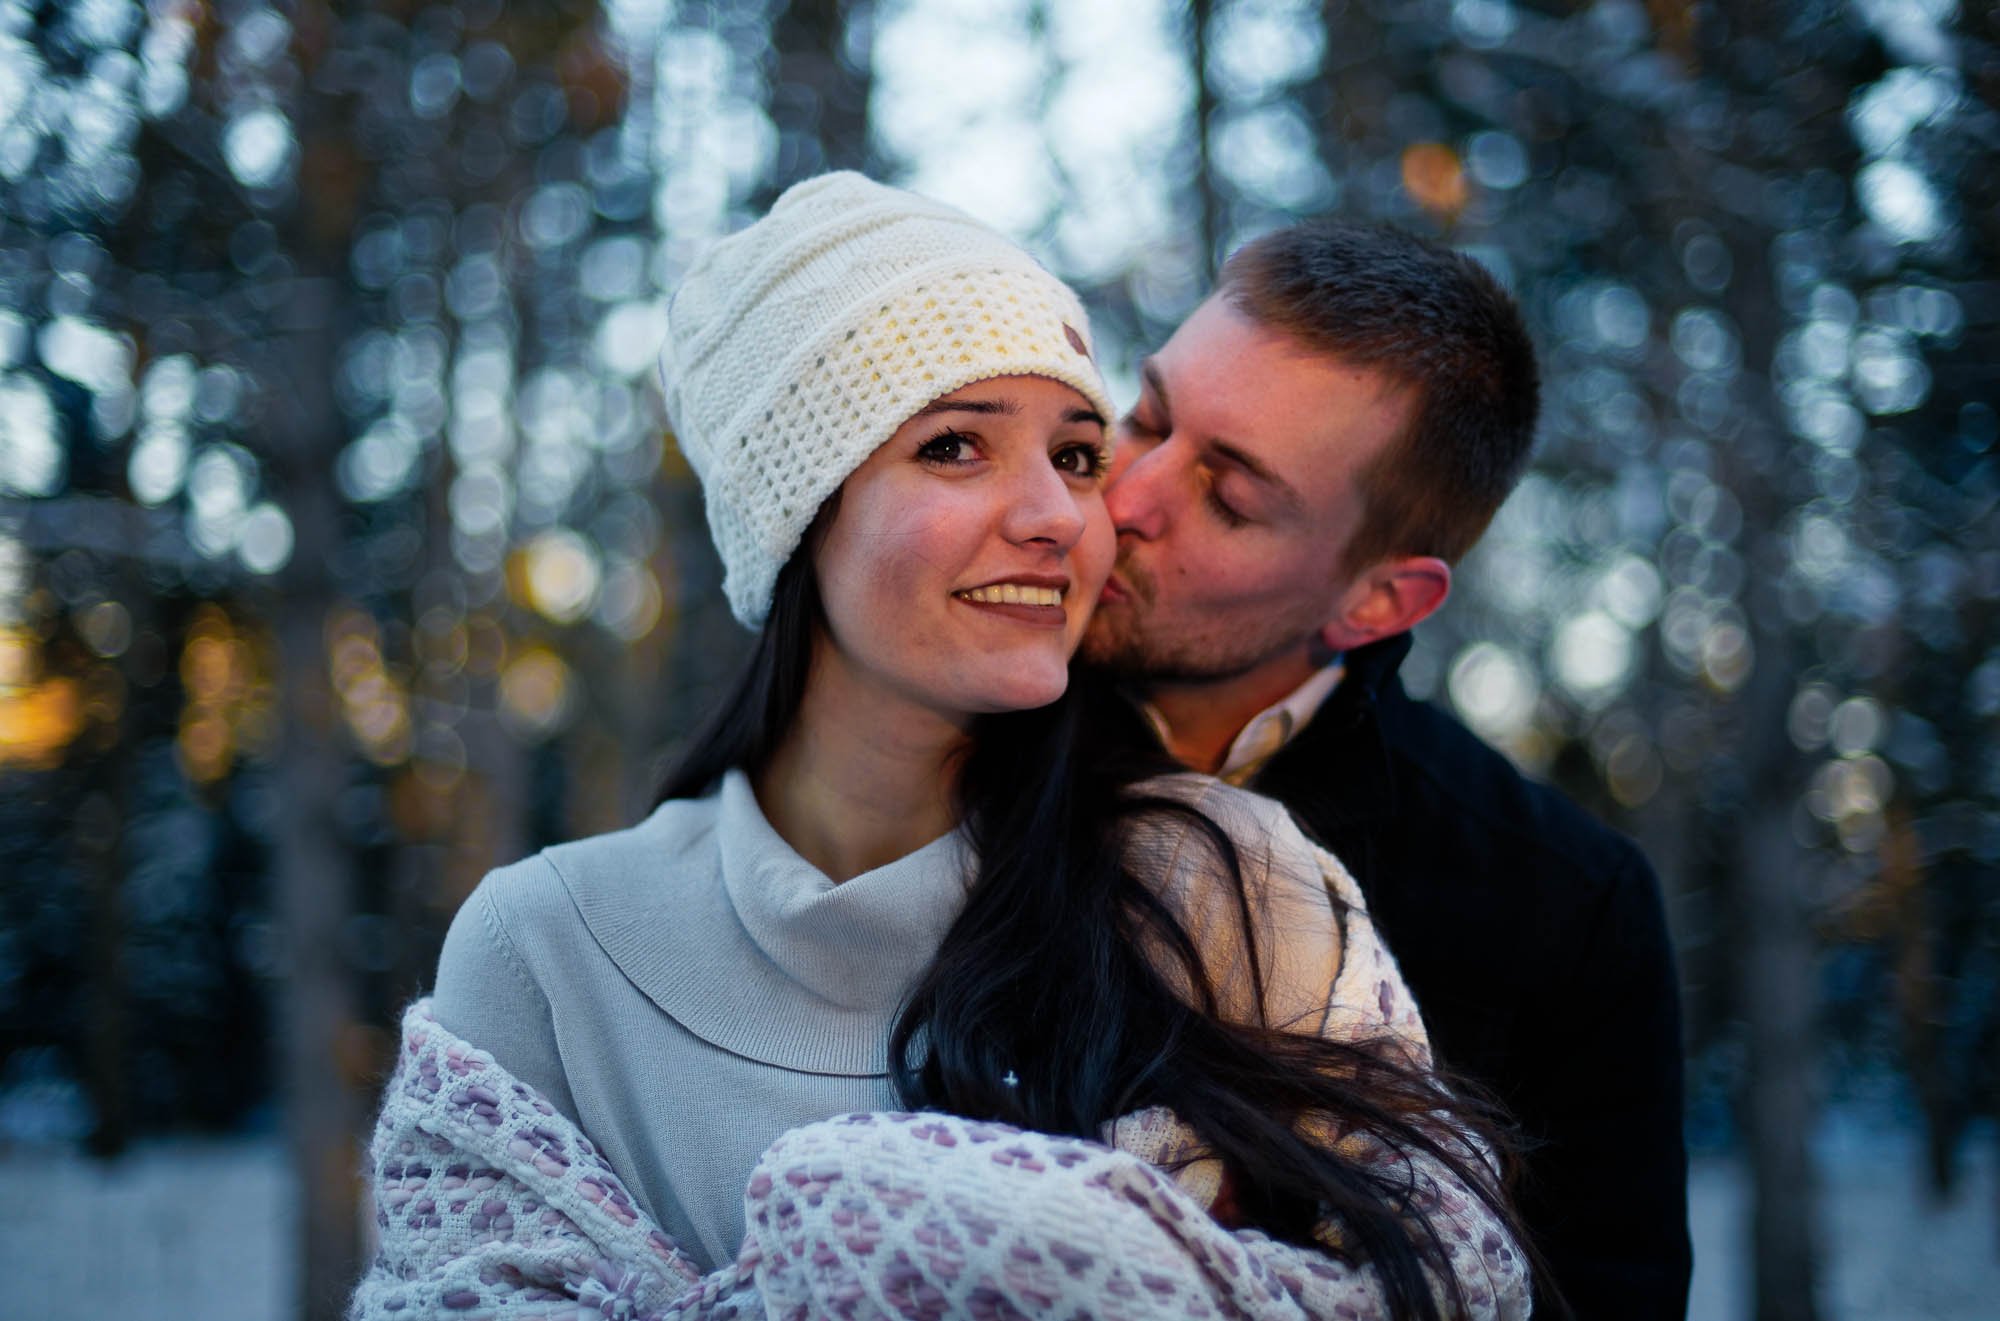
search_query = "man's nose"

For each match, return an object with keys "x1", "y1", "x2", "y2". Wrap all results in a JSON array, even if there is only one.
[{"x1": 1103, "y1": 436, "x2": 1174, "y2": 540}]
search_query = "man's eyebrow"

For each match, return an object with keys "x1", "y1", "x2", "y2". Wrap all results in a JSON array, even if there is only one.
[
  {"x1": 1141, "y1": 358, "x2": 1303, "y2": 511},
  {"x1": 1210, "y1": 439, "x2": 1304, "y2": 510},
  {"x1": 913, "y1": 397, "x2": 1020, "y2": 418}
]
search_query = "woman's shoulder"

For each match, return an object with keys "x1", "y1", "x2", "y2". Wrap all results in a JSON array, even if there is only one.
[
  {"x1": 1123, "y1": 774, "x2": 1317, "y2": 885},
  {"x1": 452, "y1": 792, "x2": 725, "y2": 966},
  {"x1": 1127, "y1": 772, "x2": 1368, "y2": 913},
  {"x1": 1121, "y1": 773, "x2": 1347, "y2": 1033},
  {"x1": 536, "y1": 792, "x2": 722, "y2": 895},
  {"x1": 432, "y1": 792, "x2": 729, "y2": 1086},
  {"x1": 1128, "y1": 772, "x2": 1300, "y2": 839},
  {"x1": 1124, "y1": 774, "x2": 1426, "y2": 1050}
]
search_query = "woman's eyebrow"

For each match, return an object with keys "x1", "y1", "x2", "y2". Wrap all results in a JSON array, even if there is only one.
[
  {"x1": 914, "y1": 397, "x2": 1020, "y2": 418},
  {"x1": 915, "y1": 397, "x2": 1104, "y2": 428}
]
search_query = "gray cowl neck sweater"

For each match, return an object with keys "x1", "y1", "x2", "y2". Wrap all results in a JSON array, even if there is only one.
[
  {"x1": 431, "y1": 768, "x2": 974, "y2": 1270},
  {"x1": 433, "y1": 766, "x2": 1337, "y2": 1275}
]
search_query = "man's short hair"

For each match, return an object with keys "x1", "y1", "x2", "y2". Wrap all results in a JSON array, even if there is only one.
[{"x1": 1217, "y1": 221, "x2": 1540, "y2": 571}]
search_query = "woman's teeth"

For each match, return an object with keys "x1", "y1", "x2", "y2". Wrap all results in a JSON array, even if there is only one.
[{"x1": 956, "y1": 584, "x2": 1063, "y2": 607}]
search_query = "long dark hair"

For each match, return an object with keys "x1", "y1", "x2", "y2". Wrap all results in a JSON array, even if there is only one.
[{"x1": 659, "y1": 543, "x2": 1541, "y2": 1320}]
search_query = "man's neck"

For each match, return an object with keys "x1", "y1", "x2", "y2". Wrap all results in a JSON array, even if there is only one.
[
  {"x1": 1143, "y1": 652, "x2": 1322, "y2": 775},
  {"x1": 753, "y1": 651, "x2": 969, "y2": 883}
]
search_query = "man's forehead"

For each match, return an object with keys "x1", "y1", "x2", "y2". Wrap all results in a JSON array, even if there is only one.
[{"x1": 1144, "y1": 311, "x2": 1414, "y2": 485}]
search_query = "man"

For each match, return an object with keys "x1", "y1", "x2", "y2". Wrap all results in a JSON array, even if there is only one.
[{"x1": 1085, "y1": 221, "x2": 1691, "y2": 1319}]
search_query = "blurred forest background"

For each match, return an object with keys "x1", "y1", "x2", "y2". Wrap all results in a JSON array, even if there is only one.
[{"x1": 0, "y1": 0, "x2": 1995, "y2": 1318}]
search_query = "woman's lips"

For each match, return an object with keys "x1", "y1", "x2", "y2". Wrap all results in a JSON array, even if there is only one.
[
  {"x1": 951, "y1": 595, "x2": 1067, "y2": 628},
  {"x1": 956, "y1": 582, "x2": 1064, "y2": 607},
  {"x1": 951, "y1": 579, "x2": 1070, "y2": 628}
]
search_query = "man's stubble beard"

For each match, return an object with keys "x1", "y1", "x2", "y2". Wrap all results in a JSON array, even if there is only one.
[{"x1": 1080, "y1": 556, "x2": 1315, "y2": 686}]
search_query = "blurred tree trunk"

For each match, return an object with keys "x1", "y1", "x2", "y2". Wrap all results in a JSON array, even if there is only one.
[
  {"x1": 1190, "y1": 0, "x2": 1219, "y2": 278},
  {"x1": 79, "y1": 780, "x2": 129, "y2": 1157},
  {"x1": 1688, "y1": 3, "x2": 1876, "y2": 1308},
  {"x1": 1739, "y1": 804, "x2": 1821, "y2": 1321},
  {"x1": 1313, "y1": 0, "x2": 1388, "y2": 213},
  {"x1": 1928, "y1": 2, "x2": 2000, "y2": 1216},
  {"x1": 1717, "y1": 234, "x2": 1825, "y2": 1321},
  {"x1": 266, "y1": 266, "x2": 362, "y2": 1321},
  {"x1": 766, "y1": 0, "x2": 874, "y2": 194},
  {"x1": 80, "y1": 556, "x2": 162, "y2": 1158},
  {"x1": 260, "y1": 20, "x2": 370, "y2": 1286},
  {"x1": 1731, "y1": 627, "x2": 1822, "y2": 1321}
]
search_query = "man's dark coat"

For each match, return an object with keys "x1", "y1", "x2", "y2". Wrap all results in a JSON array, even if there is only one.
[{"x1": 1245, "y1": 633, "x2": 1691, "y2": 1319}]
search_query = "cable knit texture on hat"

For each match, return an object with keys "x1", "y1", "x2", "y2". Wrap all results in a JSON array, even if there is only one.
[{"x1": 660, "y1": 172, "x2": 1115, "y2": 626}]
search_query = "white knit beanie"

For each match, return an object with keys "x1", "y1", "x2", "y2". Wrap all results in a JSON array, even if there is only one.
[{"x1": 660, "y1": 172, "x2": 1115, "y2": 627}]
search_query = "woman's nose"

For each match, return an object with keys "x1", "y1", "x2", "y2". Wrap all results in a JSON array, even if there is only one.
[{"x1": 1003, "y1": 460, "x2": 1087, "y2": 551}]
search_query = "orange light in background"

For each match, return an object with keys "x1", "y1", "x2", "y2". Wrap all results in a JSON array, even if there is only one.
[
  {"x1": 182, "y1": 632, "x2": 246, "y2": 704},
  {"x1": 514, "y1": 529, "x2": 602, "y2": 626},
  {"x1": 325, "y1": 605, "x2": 412, "y2": 766},
  {"x1": 0, "y1": 682, "x2": 83, "y2": 768},
  {"x1": 465, "y1": 612, "x2": 507, "y2": 678},
  {"x1": 1402, "y1": 142, "x2": 1468, "y2": 216},
  {"x1": 556, "y1": 27, "x2": 628, "y2": 132},
  {"x1": 177, "y1": 606, "x2": 238, "y2": 783},
  {"x1": 415, "y1": 605, "x2": 469, "y2": 676},
  {"x1": 498, "y1": 645, "x2": 574, "y2": 743},
  {"x1": 177, "y1": 708, "x2": 234, "y2": 782},
  {"x1": 328, "y1": 607, "x2": 382, "y2": 689},
  {"x1": 389, "y1": 765, "x2": 456, "y2": 842},
  {"x1": 1645, "y1": 0, "x2": 1698, "y2": 63},
  {"x1": 0, "y1": 625, "x2": 83, "y2": 769},
  {"x1": 171, "y1": 604, "x2": 279, "y2": 785}
]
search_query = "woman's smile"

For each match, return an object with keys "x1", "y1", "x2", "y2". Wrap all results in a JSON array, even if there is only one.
[
  {"x1": 952, "y1": 575, "x2": 1071, "y2": 627},
  {"x1": 812, "y1": 374, "x2": 1114, "y2": 718}
]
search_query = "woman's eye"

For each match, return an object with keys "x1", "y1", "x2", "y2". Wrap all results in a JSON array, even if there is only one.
[
  {"x1": 916, "y1": 431, "x2": 974, "y2": 465},
  {"x1": 1052, "y1": 442, "x2": 1106, "y2": 478}
]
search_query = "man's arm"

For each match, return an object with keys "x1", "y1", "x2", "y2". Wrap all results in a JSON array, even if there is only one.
[{"x1": 1514, "y1": 844, "x2": 1691, "y2": 1319}]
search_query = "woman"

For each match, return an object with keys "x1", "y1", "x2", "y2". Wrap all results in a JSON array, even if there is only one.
[{"x1": 352, "y1": 174, "x2": 1532, "y2": 1321}]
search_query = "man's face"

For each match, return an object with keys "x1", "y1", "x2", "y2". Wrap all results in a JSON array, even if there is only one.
[{"x1": 1082, "y1": 295, "x2": 1415, "y2": 684}]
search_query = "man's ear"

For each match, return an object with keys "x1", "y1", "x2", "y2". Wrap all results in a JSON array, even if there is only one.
[{"x1": 1318, "y1": 556, "x2": 1451, "y2": 653}]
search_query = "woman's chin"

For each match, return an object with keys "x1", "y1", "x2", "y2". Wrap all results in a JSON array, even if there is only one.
[{"x1": 961, "y1": 668, "x2": 1071, "y2": 715}]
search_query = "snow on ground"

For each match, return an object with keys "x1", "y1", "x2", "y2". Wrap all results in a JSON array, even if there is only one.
[
  {"x1": 1686, "y1": 1129, "x2": 1999, "y2": 1321},
  {"x1": 0, "y1": 1137, "x2": 296, "y2": 1321},
  {"x1": 0, "y1": 1131, "x2": 1995, "y2": 1318}
]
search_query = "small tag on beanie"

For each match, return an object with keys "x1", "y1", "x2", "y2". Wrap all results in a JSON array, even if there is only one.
[{"x1": 1063, "y1": 322, "x2": 1090, "y2": 358}]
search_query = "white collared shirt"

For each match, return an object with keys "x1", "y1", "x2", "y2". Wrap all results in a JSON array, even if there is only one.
[{"x1": 1138, "y1": 657, "x2": 1347, "y2": 786}]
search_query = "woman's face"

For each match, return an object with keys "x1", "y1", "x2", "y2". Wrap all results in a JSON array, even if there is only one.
[{"x1": 813, "y1": 374, "x2": 1114, "y2": 720}]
